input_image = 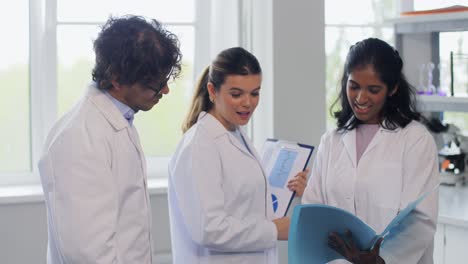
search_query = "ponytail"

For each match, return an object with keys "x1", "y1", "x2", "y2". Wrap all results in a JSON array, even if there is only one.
[{"x1": 181, "y1": 66, "x2": 212, "y2": 133}]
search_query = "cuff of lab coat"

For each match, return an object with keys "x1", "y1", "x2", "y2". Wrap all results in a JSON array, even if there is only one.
[
  {"x1": 265, "y1": 221, "x2": 278, "y2": 246},
  {"x1": 380, "y1": 249, "x2": 398, "y2": 264}
]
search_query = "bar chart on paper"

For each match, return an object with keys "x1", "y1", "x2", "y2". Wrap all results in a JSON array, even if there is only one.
[{"x1": 269, "y1": 149, "x2": 298, "y2": 188}]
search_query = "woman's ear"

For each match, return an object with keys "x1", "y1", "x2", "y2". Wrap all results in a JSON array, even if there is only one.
[
  {"x1": 207, "y1": 82, "x2": 216, "y2": 103},
  {"x1": 389, "y1": 85, "x2": 398, "y2": 96}
]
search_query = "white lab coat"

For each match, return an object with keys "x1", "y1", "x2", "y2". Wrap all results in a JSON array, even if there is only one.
[
  {"x1": 38, "y1": 83, "x2": 153, "y2": 264},
  {"x1": 168, "y1": 112, "x2": 278, "y2": 264},
  {"x1": 302, "y1": 121, "x2": 439, "y2": 264}
]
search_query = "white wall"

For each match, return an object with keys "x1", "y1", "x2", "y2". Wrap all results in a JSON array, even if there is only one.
[{"x1": 252, "y1": 0, "x2": 326, "y2": 150}]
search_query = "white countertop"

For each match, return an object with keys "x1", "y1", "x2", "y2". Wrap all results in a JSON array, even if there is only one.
[{"x1": 438, "y1": 185, "x2": 468, "y2": 228}]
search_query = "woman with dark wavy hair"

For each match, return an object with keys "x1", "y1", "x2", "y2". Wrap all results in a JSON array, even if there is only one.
[{"x1": 302, "y1": 38, "x2": 439, "y2": 264}]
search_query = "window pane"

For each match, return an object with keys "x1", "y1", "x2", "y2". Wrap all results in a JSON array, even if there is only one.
[
  {"x1": 58, "y1": 0, "x2": 194, "y2": 23},
  {"x1": 325, "y1": 0, "x2": 395, "y2": 25},
  {"x1": 135, "y1": 26, "x2": 194, "y2": 157},
  {"x1": 439, "y1": 31, "x2": 468, "y2": 96},
  {"x1": 57, "y1": 25, "x2": 98, "y2": 116},
  {"x1": 0, "y1": 1, "x2": 30, "y2": 172},
  {"x1": 325, "y1": 26, "x2": 394, "y2": 128}
]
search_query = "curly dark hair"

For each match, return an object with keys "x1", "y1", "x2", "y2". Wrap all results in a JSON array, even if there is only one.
[
  {"x1": 92, "y1": 15, "x2": 182, "y2": 90},
  {"x1": 332, "y1": 37, "x2": 421, "y2": 131}
]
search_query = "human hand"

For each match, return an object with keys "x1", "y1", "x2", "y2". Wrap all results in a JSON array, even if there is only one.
[
  {"x1": 273, "y1": 217, "x2": 290, "y2": 240},
  {"x1": 328, "y1": 230, "x2": 385, "y2": 264},
  {"x1": 287, "y1": 168, "x2": 309, "y2": 197}
]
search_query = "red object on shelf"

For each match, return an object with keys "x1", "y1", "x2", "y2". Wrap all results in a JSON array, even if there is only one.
[{"x1": 401, "y1": 5, "x2": 468, "y2": 16}]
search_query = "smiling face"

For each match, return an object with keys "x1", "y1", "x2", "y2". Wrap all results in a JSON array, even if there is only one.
[
  {"x1": 346, "y1": 65, "x2": 395, "y2": 124},
  {"x1": 207, "y1": 74, "x2": 261, "y2": 131}
]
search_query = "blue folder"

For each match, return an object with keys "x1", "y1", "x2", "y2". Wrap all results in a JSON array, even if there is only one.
[{"x1": 288, "y1": 185, "x2": 438, "y2": 264}]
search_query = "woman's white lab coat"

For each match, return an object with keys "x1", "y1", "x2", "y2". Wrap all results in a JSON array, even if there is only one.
[
  {"x1": 168, "y1": 112, "x2": 278, "y2": 264},
  {"x1": 38, "y1": 84, "x2": 153, "y2": 264},
  {"x1": 302, "y1": 121, "x2": 439, "y2": 264}
]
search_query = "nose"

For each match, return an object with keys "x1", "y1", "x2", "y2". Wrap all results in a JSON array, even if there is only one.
[
  {"x1": 242, "y1": 95, "x2": 252, "y2": 107},
  {"x1": 160, "y1": 85, "x2": 170, "y2": 95},
  {"x1": 356, "y1": 89, "x2": 367, "y2": 104}
]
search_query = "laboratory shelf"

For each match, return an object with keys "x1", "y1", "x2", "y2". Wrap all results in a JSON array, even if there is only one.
[
  {"x1": 417, "y1": 95, "x2": 468, "y2": 113},
  {"x1": 389, "y1": 11, "x2": 468, "y2": 33}
]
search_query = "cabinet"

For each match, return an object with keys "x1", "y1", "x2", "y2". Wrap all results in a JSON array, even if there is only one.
[
  {"x1": 434, "y1": 223, "x2": 468, "y2": 264},
  {"x1": 434, "y1": 186, "x2": 468, "y2": 264},
  {"x1": 434, "y1": 224, "x2": 444, "y2": 264},
  {"x1": 390, "y1": 11, "x2": 468, "y2": 111}
]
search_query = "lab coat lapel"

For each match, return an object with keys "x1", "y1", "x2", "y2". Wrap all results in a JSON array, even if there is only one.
[
  {"x1": 239, "y1": 128, "x2": 265, "y2": 170},
  {"x1": 227, "y1": 131, "x2": 256, "y2": 160},
  {"x1": 88, "y1": 84, "x2": 129, "y2": 131},
  {"x1": 199, "y1": 112, "x2": 255, "y2": 160},
  {"x1": 362, "y1": 126, "x2": 400, "y2": 158},
  {"x1": 342, "y1": 129, "x2": 357, "y2": 168},
  {"x1": 361, "y1": 127, "x2": 383, "y2": 158},
  {"x1": 127, "y1": 126, "x2": 147, "y2": 180},
  {"x1": 88, "y1": 84, "x2": 147, "y2": 182}
]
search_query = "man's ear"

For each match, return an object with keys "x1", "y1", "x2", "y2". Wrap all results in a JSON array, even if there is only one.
[{"x1": 110, "y1": 79, "x2": 121, "y2": 90}]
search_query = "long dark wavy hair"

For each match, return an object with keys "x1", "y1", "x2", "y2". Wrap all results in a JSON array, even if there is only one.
[
  {"x1": 92, "y1": 15, "x2": 182, "y2": 90},
  {"x1": 332, "y1": 38, "x2": 421, "y2": 131},
  {"x1": 182, "y1": 47, "x2": 261, "y2": 133}
]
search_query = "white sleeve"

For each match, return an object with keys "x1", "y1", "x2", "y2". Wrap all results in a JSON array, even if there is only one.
[
  {"x1": 302, "y1": 133, "x2": 328, "y2": 205},
  {"x1": 380, "y1": 129, "x2": 439, "y2": 264},
  {"x1": 43, "y1": 127, "x2": 117, "y2": 263},
  {"x1": 170, "y1": 136, "x2": 277, "y2": 252}
]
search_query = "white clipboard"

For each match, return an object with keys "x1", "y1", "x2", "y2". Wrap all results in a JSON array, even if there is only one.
[{"x1": 261, "y1": 139, "x2": 314, "y2": 218}]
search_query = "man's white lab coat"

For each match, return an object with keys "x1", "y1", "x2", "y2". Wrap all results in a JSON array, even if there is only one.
[{"x1": 39, "y1": 84, "x2": 153, "y2": 263}]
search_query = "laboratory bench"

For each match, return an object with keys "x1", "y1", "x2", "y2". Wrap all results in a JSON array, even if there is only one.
[{"x1": 434, "y1": 184, "x2": 468, "y2": 264}]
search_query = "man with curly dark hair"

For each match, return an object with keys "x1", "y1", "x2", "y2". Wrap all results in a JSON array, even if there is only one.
[{"x1": 38, "y1": 15, "x2": 182, "y2": 264}]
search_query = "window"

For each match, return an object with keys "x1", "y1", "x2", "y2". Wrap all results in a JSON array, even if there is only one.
[
  {"x1": 325, "y1": 0, "x2": 396, "y2": 129},
  {"x1": 2, "y1": 0, "x2": 208, "y2": 185},
  {"x1": 0, "y1": 1, "x2": 30, "y2": 179}
]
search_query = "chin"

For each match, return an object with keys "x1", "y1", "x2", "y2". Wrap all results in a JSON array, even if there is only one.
[
  {"x1": 142, "y1": 103, "x2": 158, "y2": 111},
  {"x1": 238, "y1": 119, "x2": 250, "y2": 126}
]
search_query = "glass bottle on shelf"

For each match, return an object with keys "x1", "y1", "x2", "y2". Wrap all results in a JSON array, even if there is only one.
[
  {"x1": 417, "y1": 63, "x2": 426, "y2": 95},
  {"x1": 437, "y1": 62, "x2": 448, "y2": 96},
  {"x1": 426, "y1": 62, "x2": 436, "y2": 95}
]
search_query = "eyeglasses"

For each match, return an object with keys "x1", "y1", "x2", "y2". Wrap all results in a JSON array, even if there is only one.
[{"x1": 141, "y1": 79, "x2": 169, "y2": 95}]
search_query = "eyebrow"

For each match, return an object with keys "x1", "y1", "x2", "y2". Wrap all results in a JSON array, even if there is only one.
[
  {"x1": 229, "y1": 87, "x2": 261, "y2": 92},
  {"x1": 348, "y1": 80, "x2": 383, "y2": 89}
]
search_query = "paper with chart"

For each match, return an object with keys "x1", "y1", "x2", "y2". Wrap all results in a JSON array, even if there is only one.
[{"x1": 261, "y1": 139, "x2": 314, "y2": 218}]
